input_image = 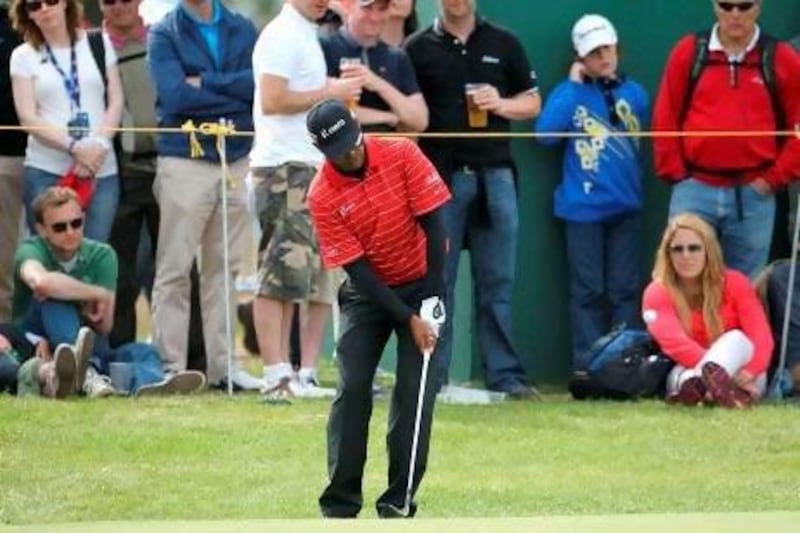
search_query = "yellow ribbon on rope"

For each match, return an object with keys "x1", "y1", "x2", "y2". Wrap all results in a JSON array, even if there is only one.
[{"x1": 180, "y1": 120, "x2": 238, "y2": 188}]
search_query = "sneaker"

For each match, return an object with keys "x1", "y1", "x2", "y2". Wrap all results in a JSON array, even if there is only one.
[
  {"x1": 701, "y1": 362, "x2": 748, "y2": 409},
  {"x1": 667, "y1": 376, "x2": 706, "y2": 406},
  {"x1": 42, "y1": 344, "x2": 77, "y2": 400},
  {"x1": 73, "y1": 327, "x2": 95, "y2": 393},
  {"x1": 290, "y1": 375, "x2": 337, "y2": 399},
  {"x1": 229, "y1": 366, "x2": 264, "y2": 391},
  {"x1": 263, "y1": 376, "x2": 293, "y2": 405},
  {"x1": 504, "y1": 382, "x2": 542, "y2": 401},
  {"x1": 135, "y1": 371, "x2": 206, "y2": 397},
  {"x1": 83, "y1": 367, "x2": 116, "y2": 399}
]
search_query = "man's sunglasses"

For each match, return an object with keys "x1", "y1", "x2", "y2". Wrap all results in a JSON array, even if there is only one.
[
  {"x1": 25, "y1": 0, "x2": 60, "y2": 13},
  {"x1": 102, "y1": 0, "x2": 135, "y2": 6},
  {"x1": 716, "y1": 2, "x2": 757, "y2": 13},
  {"x1": 669, "y1": 244, "x2": 704, "y2": 255},
  {"x1": 50, "y1": 217, "x2": 84, "y2": 234}
]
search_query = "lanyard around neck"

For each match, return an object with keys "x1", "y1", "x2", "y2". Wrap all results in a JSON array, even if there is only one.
[{"x1": 44, "y1": 41, "x2": 80, "y2": 112}]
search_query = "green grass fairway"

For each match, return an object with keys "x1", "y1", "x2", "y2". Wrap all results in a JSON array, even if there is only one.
[
  {"x1": 1, "y1": 393, "x2": 799, "y2": 528},
  {"x1": 2, "y1": 513, "x2": 800, "y2": 532}
]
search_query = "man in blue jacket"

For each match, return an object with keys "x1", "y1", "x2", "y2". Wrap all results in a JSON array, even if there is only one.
[{"x1": 147, "y1": 0, "x2": 262, "y2": 390}]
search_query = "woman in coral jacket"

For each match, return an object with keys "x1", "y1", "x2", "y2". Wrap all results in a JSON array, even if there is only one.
[{"x1": 642, "y1": 213, "x2": 773, "y2": 408}]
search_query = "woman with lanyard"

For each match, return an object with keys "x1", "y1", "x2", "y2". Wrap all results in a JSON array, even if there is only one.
[{"x1": 10, "y1": 0, "x2": 123, "y2": 241}]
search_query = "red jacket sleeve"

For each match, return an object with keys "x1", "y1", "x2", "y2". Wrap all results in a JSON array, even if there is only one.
[
  {"x1": 762, "y1": 43, "x2": 800, "y2": 189},
  {"x1": 652, "y1": 35, "x2": 696, "y2": 183},
  {"x1": 642, "y1": 281, "x2": 706, "y2": 368},
  {"x1": 726, "y1": 271, "x2": 775, "y2": 375}
]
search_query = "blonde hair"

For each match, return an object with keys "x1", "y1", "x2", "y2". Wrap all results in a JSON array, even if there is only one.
[
  {"x1": 652, "y1": 213, "x2": 726, "y2": 342},
  {"x1": 32, "y1": 186, "x2": 80, "y2": 224}
]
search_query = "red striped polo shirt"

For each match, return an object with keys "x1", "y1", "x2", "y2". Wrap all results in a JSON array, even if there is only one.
[{"x1": 308, "y1": 137, "x2": 451, "y2": 286}]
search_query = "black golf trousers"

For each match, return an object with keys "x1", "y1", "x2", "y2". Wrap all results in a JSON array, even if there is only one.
[{"x1": 319, "y1": 278, "x2": 438, "y2": 518}]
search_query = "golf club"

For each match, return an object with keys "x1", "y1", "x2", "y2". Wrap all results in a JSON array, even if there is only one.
[
  {"x1": 385, "y1": 347, "x2": 432, "y2": 518},
  {"x1": 771, "y1": 196, "x2": 800, "y2": 398}
]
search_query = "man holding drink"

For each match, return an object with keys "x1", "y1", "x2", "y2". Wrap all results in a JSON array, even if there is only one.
[
  {"x1": 405, "y1": 0, "x2": 541, "y2": 397},
  {"x1": 321, "y1": 0, "x2": 427, "y2": 133}
]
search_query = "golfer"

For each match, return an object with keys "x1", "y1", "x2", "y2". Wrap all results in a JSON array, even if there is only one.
[{"x1": 307, "y1": 99, "x2": 450, "y2": 519}]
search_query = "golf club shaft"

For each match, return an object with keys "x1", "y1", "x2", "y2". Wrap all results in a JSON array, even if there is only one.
[
  {"x1": 404, "y1": 349, "x2": 431, "y2": 513},
  {"x1": 774, "y1": 196, "x2": 800, "y2": 395}
]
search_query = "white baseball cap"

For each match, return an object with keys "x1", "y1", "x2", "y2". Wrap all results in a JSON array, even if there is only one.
[{"x1": 572, "y1": 14, "x2": 618, "y2": 58}]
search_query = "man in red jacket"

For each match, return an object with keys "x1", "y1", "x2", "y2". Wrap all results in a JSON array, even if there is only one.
[{"x1": 652, "y1": 0, "x2": 800, "y2": 279}]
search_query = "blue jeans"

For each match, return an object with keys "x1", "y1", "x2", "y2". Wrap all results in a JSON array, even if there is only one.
[
  {"x1": 669, "y1": 178, "x2": 775, "y2": 278},
  {"x1": 23, "y1": 166, "x2": 119, "y2": 242},
  {"x1": 21, "y1": 299, "x2": 112, "y2": 371},
  {"x1": 565, "y1": 212, "x2": 642, "y2": 366},
  {"x1": 437, "y1": 166, "x2": 528, "y2": 392}
]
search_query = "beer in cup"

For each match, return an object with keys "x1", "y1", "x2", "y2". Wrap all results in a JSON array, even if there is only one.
[{"x1": 464, "y1": 83, "x2": 489, "y2": 128}]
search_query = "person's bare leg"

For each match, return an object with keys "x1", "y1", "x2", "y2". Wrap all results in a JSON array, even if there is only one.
[
  {"x1": 255, "y1": 296, "x2": 293, "y2": 367},
  {"x1": 300, "y1": 301, "x2": 331, "y2": 371}
]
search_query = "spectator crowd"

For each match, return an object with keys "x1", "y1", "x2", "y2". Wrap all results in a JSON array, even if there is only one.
[{"x1": 1, "y1": 0, "x2": 799, "y2": 403}]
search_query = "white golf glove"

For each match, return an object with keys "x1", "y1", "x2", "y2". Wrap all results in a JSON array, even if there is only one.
[{"x1": 419, "y1": 296, "x2": 446, "y2": 337}]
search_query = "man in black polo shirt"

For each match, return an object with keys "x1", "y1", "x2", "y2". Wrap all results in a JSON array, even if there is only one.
[
  {"x1": 320, "y1": 0, "x2": 427, "y2": 133},
  {"x1": 405, "y1": 0, "x2": 540, "y2": 398}
]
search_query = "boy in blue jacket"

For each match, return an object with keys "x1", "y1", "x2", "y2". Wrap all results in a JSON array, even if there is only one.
[{"x1": 536, "y1": 14, "x2": 649, "y2": 366}]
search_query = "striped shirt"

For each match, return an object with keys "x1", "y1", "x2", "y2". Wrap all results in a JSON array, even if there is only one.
[{"x1": 308, "y1": 137, "x2": 451, "y2": 286}]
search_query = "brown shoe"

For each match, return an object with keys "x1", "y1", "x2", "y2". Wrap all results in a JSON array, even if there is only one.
[
  {"x1": 135, "y1": 371, "x2": 206, "y2": 397},
  {"x1": 73, "y1": 327, "x2": 95, "y2": 393},
  {"x1": 701, "y1": 362, "x2": 747, "y2": 409},
  {"x1": 42, "y1": 344, "x2": 77, "y2": 400},
  {"x1": 667, "y1": 376, "x2": 706, "y2": 406}
]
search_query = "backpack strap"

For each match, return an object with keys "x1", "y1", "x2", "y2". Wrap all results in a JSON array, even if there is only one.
[
  {"x1": 86, "y1": 28, "x2": 107, "y2": 107},
  {"x1": 680, "y1": 30, "x2": 711, "y2": 126},
  {"x1": 758, "y1": 33, "x2": 785, "y2": 133}
]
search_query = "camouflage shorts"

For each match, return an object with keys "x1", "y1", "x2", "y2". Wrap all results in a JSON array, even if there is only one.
[{"x1": 252, "y1": 163, "x2": 337, "y2": 304}]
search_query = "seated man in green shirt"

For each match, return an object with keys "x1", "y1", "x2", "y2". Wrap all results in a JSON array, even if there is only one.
[
  {"x1": 12, "y1": 187, "x2": 118, "y2": 398},
  {"x1": 12, "y1": 186, "x2": 205, "y2": 398}
]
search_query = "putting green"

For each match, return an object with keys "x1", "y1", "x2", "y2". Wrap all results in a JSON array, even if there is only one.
[{"x1": 1, "y1": 512, "x2": 798, "y2": 532}]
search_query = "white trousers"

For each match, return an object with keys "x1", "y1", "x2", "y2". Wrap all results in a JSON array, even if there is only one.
[{"x1": 666, "y1": 330, "x2": 767, "y2": 396}]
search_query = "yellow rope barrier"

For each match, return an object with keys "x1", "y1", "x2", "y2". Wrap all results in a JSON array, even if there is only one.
[{"x1": 0, "y1": 123, "x2": 798, "y2": 140}]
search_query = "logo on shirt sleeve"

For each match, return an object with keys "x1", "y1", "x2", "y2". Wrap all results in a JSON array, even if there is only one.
[{"x1": 642, "y1": 309, "x2": 658, "y2": 324}]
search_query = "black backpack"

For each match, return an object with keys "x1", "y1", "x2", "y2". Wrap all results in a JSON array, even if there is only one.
[
  {"x1": 569, "y1": 324, "x2": 674, "y2": 401},
  {"x1": 681, "y1": 30, "x2": 784, "y2": 131}
]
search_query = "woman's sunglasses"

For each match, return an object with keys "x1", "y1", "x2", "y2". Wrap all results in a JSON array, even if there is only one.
[
  {"x1": 102, "y1": 0, "x2": 135, "y2": 6},
  {"x1": 669, "y1": 244, "x2": 704, "y2": 255},
  {"x1": 716, "y1": 2, "x2": 757, "y2": 13},
  {"x1": 25, "y1": 0, "x2": 60, "y2": 13},
  {"x1": 50, "y1": 217, "x2": 84, "y2": 234}
]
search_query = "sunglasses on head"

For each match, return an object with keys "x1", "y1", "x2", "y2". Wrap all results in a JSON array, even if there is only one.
[
  {"x1": 669, "y1": 243, "x2": 704, "y2": 255},
  {"x1": 716, "y1": 1, "x2": 757, "y2": 13},
  {"x1": 25, "y1": 0, "x2": 59, "y2": 13},
  {"x1": 50, "y1": 217, "x2": 84, "y2": 234},
  {"x1": 102, "y1": 0, "x2": 135, "y2": 6}
]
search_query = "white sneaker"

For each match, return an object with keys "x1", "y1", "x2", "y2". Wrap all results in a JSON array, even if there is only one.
[
  {"x1": 289, "y1": 375, "x2": 336, "y2": 399},
  {"x1": 83, "y1": 367, "x2": 115, "y2": 399},
  {"x1": 262, "y1": 376, "x2": 293, "y2": 405},
  {"x1": 228, "y1": 366, "x2": 264, "y2": 391},
  {"x1": 42, "y1": 344, "x2": 77, "y2": 400}
]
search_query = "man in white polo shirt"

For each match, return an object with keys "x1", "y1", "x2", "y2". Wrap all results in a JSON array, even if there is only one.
[{"x1": 251, "y1": 0, "x2": 361, "y2": 400}]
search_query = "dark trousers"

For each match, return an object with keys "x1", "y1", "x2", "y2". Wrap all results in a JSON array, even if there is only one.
[
  {"x1": 319, "y1": 279, "x2": 437, "y2": 518},
  {"x1": 108, "y1": 168, "x2": 206, "y2": 371},
  {"x1": 565, "y1": 212, "x2": 642, "y2": 365}
]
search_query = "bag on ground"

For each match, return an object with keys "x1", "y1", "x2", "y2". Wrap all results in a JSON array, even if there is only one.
[{"x1": 569, "y1": 324, "x2": 674, "y2": 400}]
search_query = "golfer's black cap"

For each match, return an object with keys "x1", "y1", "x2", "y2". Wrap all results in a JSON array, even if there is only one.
[{"x1": 307, "y1": 99, "x2": 363, "y2": 159}]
